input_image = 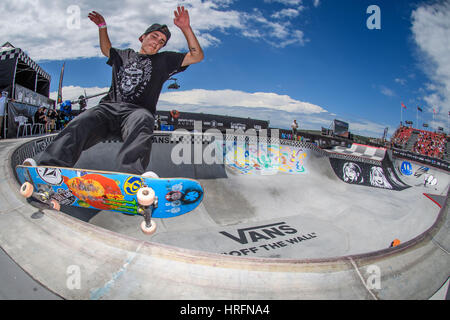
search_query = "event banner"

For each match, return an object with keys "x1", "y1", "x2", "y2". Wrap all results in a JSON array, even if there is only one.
[
  {"x1": 156, "y1": 110, "x2": 269, "y2": 132},
  {"x1": 392, "y1": 148, "x2": 450, "y2": 172},
  {"x1": 14, "y1": 84, "x2": 55, "y2": 109}
]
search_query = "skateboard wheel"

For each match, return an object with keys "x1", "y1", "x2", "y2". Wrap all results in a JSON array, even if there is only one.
[
  {"x1": 137, "y1": 187, "x2": 155, "y2": 206},
  {"x1": 142, "y1": 171, "x2": 159, "y2": 179},
  {"x1": 140, "y1": 220, "x2": 157, "y2": 235},
  {"x1": 23, "y1": 158, "x2": 37, "y2": 166},
  {"x1": 20, "y1": 182, "x2": 34, "y2": 198},
  {"x1": 50, "y1": 200, "x2": 60, "y2": 211}
]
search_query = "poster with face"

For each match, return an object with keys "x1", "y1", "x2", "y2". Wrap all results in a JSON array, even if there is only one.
[
  {"x1": 342, "y1": 162, "x2": 363, "y2": 184},
  {"x1": 369, "y1": 166, "x2": 392, "y2": 189}
]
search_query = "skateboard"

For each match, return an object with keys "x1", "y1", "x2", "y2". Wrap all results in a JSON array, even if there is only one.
[{"x1": 16, "y1": 165, "x2": 204, "y2": 235}]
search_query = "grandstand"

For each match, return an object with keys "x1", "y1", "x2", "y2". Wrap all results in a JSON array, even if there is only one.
[{"x1": 390, "y1": 125, "x2": 449, "y2": 161}]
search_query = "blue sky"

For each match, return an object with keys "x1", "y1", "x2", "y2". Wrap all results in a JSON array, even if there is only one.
[{"x1": 2, "y1": 0, "x2": 450, "y2": 138}]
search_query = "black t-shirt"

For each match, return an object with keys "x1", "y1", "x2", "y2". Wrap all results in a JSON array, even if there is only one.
[
  {"x1": 101, "y1": 48, "x2": 188, "y2": 114},
  {"x1": 34, "y1": 110, "x2": 45, "y2": 124}
]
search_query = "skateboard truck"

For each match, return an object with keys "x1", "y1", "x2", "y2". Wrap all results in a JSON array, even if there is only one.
[
  {"x1": 20, "y1": 182, "x2": 61, "y2": 211},
  {"x1": 137, "y1": 186, "x2": 158, "y2": 235}
]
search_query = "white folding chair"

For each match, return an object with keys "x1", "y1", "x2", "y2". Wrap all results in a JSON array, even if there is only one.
[
  {"x1": 16, "y1": 116, "x2": 32, "y2": 138},
  {"x1": 32, "y1": 117, "x2": 44, "y2": 135}
]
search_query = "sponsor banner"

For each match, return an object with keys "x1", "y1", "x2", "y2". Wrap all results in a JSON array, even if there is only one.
[
  {"x1": 156, "y1": 110, "x2": 269, "y2": 132},
  {"x1": 15, "y1": 84, "x2": 54, "y2": 109},
  {"x1": 392, "y1": 148, "x2": 450, "y2": 172}
]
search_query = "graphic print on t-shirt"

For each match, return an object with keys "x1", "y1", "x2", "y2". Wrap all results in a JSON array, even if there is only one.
[{"x1": 117, "y1": 56, "x2": 152, "y2": 101}]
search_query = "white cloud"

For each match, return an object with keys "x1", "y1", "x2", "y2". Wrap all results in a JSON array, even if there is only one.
[
  {"x1": 273, "y1": 30, "x2": 306, "y2": 47},
  {"x1": 264, "y1": 0, "x2": 303, "y2": 5},
  {"x1": 411, "y1": 1, "x2": 450, "y2": 129},
  {"x1": 242, "y1": 8, "x2": 306, "y2": 47},
  {"x1": 380, "y1": 86, "x2": 396, "y2": 97},
  {"x1": 49, "y1": 85, "x2": 109, "y2": 109},
  {"x1": 271, "y1": 8, "x2": 304, "y2": 19},
  {"x1": 1, "y1": 0, "x2": 311, "y2": 61},
  {"x1": 159, "y1": 89, "x2": 326, "y2": 114},
  {"x1": 210, "y1": 0, "x2": 236, "y2": 7},
  {"x1": 394, "y1": 78, "x2": 407, "y2": 85}
]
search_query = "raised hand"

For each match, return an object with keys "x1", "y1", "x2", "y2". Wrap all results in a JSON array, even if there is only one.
[
  {"x1": 88, "y1": 11, "x2": 106, "y2": 26},
  {"x1": 174, "y1": 5, "x2": 204, "y2": 66},
  {"x1": 173, "y1": 6, "x2": 190, "y2": 30},
  {"x1": 88, "y1": 11, "x2": 111, "y2": 57}
]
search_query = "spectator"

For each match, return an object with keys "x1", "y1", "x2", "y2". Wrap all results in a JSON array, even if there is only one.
[
  {"x1": 47, "y1": 109, "x2": 58, "y2": 132},
  {"x1": 34, "y1": 107, "x2": 47, "y2": 126},
  {"x1": 155, "y1": 115, "x2": 161, "y2": 130},
  {"x1": 56, "y1": 110, "x2": 65, "y2": 131},
  {"x1": 170, "y1": 109, "x2": 180, "y2": 129},
  {"x1": 291, "y1": 119, "x2": 298, "y2": 140}
]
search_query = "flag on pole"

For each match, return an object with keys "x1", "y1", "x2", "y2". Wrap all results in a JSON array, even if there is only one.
[
  {"x1": 401, "y1": 102, "x2": 407, "y2": 109},
  {"x1": 57, "y1": 62, "x2": 65, "y2": 105}
]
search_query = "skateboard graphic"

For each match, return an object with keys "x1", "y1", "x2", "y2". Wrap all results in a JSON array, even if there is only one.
[{"x1": 16, "y1": 165, "x2": 204, "y2": 235}]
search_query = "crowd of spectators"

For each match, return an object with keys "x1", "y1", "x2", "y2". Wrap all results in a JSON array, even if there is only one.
[
  {"x1": 33, "y1": 107, "x2": 68, "y2": 133},
  {"x1": 391, "y1": 125, "x2": 448, "y2": 160},
  {"x1": 412, "y1": 131, "x2": 447, "y2": 160},
  {"x1": 390, "y1": 126, "x2": 413, "y2": 148}
]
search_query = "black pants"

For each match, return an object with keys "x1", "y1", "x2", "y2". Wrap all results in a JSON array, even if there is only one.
[{"x1": 38, "y1": 102, "x2": 154, "y2": 174}]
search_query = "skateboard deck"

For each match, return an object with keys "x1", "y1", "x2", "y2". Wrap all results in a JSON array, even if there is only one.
[{"x1": 16, "y1": 165, "x2": 204, "y2": 234}]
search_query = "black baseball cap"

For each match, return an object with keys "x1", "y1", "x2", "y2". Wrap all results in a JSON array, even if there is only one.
[{"x1": 140, "y1": 24, "x2": 171, "y2": 46}]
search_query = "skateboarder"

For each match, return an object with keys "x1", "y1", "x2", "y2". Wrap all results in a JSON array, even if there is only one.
[{"x1": 35, "y1": 6, "x2": 204, "y2": 175}]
